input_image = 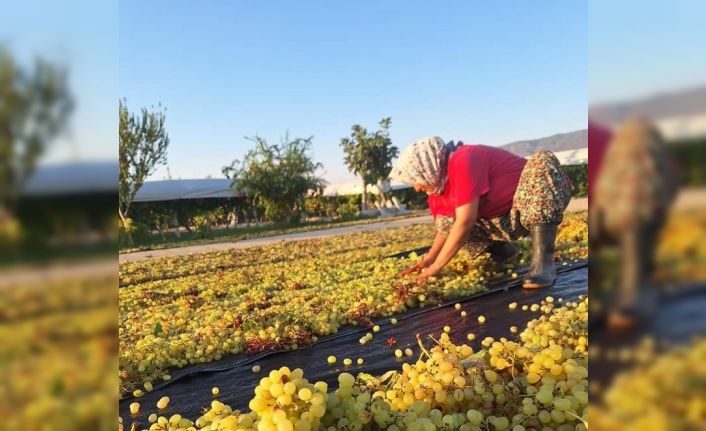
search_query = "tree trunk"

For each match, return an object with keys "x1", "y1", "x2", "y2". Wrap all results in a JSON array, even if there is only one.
[
  {"x1": 361, "y1": 178, "x2": 368, "y2": 211},
  {"x1": 172, "y1": 214, "x2": 181, "y2": 238},
  {"x1": 118, "y1": 207, "x2": 134, "y2": 246},
  {"x1": 376, "y1": 183, "x2": 389, "y2": 206},
  {"x1": 118, "y1": 207, "x2": 127, "y2": 223}
]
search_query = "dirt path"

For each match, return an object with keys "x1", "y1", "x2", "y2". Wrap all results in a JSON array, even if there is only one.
[
  {"x1": 119, "y1": 197, "x2": 592, "y2": 263},
  {"x1": 0, "y1": 259, "x2": 116, "y2": 288},
  {"x1": 119, "y1": 215, "x2": 435, "y2": 263},
  {"x1": 118, "y1": 186, "x2": 706, "y2": 264}
]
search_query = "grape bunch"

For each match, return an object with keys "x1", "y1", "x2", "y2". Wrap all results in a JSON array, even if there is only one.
[
  {"x1": 519, "y1": 296, "x2": 588, "y2": 354},
  {"x1": 245, "y1": 366, "x2": 329, "y2": 431},
  {"x1": 590, "y1": 338, "x2": 706, "y2": 430},
  {"x1": 123, "y1": 298, "x2": 589, "y2": 430}
]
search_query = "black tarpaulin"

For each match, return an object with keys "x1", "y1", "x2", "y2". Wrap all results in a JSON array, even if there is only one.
[
  {"x1": 590, "y1": 282, "x2": 706, "y2": 388},
  {"x1": 120, "y1": 262, "x2": 587, "y2": 423}
]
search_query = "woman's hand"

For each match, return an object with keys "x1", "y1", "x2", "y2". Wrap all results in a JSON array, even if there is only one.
[
  {"x1": 416, "y1": 264, "x2": 441, "y2": 283},
  {"x1": 416, "y1": 200, "x2": 479, "y2": 283},
  {"x1": 400, "y1": 232, "x2": 449, "y2": 277},
  {"x1": 398, "y1": 257, "x2": 433, "y2": 277}
]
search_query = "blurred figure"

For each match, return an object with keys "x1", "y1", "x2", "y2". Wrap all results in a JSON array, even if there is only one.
[
  {"x1": 590, "y1": 118, "x2": 678, "y2": 329},
  {"x1": 587, "y1": 120, "x2": 612, "y2": 205},
  {"x1": 0, "y1": 1, "x2": 117, "y2": 427}
]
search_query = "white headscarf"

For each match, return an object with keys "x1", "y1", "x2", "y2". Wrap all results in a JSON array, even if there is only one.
[{"x1": 391, "y1": 136, "x2": 453, "y2": 194}]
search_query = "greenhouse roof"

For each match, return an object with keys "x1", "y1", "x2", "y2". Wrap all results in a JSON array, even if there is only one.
[
  {"x1": 22, "y1": 161, "x2": 117, "y2": 196},
  {"x1": 134, "y1": 178, "x2": 239, "y2": 202},
  {"x1": 322, "y1": 181, "x2": 410, "y2": 197},
  {"x1": 553, "y1": 147, "x2": 588, "y2": 165}
]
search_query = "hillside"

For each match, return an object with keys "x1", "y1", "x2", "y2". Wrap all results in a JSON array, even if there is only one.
[
  {"x1": 500, "y1": 129, "x2": 587, "y2": 157},
  {"x1": 589, "y1": 85, "x2": 706, "y2": 126}
]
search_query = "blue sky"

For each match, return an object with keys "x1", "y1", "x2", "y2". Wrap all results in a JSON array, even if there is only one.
[
  {"x1": 589, "y1": 0, "x2": 706, "y2": 104},
  {"x1": 120, "y1": 1, "x2": 587, "y2": 182},
  {"x1": 4, "y1": 1, "x2": 705, "y2": 183},
  {"x1": 2, "y1": 0, "x2": 118, "y2": 164}
]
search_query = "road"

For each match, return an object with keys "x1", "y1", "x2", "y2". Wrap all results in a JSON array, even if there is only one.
[{"x1": 119, "y1": 197, "x2": 590, "y2": 263}]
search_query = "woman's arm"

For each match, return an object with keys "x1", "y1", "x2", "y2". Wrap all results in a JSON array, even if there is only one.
[
  {"x1": 424, "y1": 230, "x2": 448, "y2": 263},
  {"x1": 399, "y1": 230, "x2": 447, "y2": 276},
  {"x1": 419, "y1": 199, "x2": 479, "y2": 279}
]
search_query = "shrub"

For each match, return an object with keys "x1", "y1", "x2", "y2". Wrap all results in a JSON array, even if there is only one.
[
  {"x1": 118, "y1": 218, "x2": 150, "y2": 246},
  {"x1": 0, "y1": 215, "x2": 23, "y2": 247},
  {"x1": 562, "y1": 164, "x2": 588, "y2": 198},
  {"x1": 671, "y1": 138, "x2": 706, "y2": 186},
  {"x1": 337, "y1": 196, "x2": 360, "y2": 218}
]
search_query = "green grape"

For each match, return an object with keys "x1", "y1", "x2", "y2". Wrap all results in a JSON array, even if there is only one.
[{"x1": 339, "y1": 373, "x2": 355, "y2": 388}]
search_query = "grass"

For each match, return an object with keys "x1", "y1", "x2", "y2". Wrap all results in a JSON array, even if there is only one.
[{"x1": 0, "y1": 241, "x2": 116, "y2": 270}]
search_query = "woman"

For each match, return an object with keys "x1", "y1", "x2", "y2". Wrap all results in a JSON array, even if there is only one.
[
  {"x1": 392, "y1": 137, "x2": 572, "y2": 289},
  {"x1": 590, "y1": 118, "x2": 677, "y2": 329}
]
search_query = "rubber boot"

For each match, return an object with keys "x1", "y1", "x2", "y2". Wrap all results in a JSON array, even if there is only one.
[
  {"x1": 487, "y1": 240, "x2": 520, "y2": 265},
  {"x1": 606, "y1": 225, "x2": 659, "y2": 331},
  {"x1": 523, "y1": 224, "x2": 557, "y2": 289},
  {"x1": 587, "y1": 210, "x2": 608, "y2": 327}
]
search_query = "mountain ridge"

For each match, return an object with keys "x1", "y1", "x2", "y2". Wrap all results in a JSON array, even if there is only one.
[
  {"x1": 499, "y1": 129, "x2": 587, "y2": 157},
  {"x1": 589, "y1": 85, "x2": 706, "y2": 126}
]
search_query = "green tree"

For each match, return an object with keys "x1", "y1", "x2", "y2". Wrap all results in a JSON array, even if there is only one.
[
  {"x1": 340, "y1": 117, "x2": 398, "y2": 211},
  {"x1": 223, "y1": 134, "x2": 325, "y2": 223},
  {"x1": 118, "y1": 99, "x2": 169, "y2": 224},
  {"x1": 0, "y1": 48, "x2": 73, "y2": 215}
]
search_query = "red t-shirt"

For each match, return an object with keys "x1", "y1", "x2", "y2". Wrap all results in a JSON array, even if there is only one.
[
  {"x1": 587, "y1": 120, "x2": 612, "y2": 204},
  {"x1": 427, "y1": 145, "x2": 527, "y2": 219}
]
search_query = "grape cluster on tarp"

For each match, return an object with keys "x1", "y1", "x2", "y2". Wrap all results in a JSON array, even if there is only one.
[{"x1": 120, "y1": 263, "x2": 587, "y2": 422}]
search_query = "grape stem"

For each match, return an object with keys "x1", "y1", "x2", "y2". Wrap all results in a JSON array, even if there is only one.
[
  {"x1": 415, "y1": 334, "x2": 432, "y2": 359},
  {"x1": 565, "y1": 411, "x2": 588, "y2": 427}
]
